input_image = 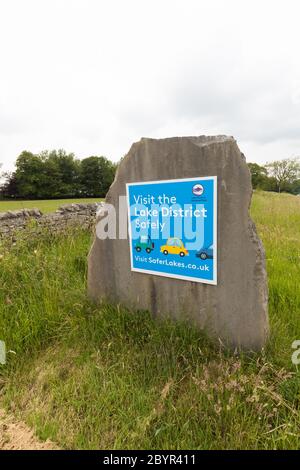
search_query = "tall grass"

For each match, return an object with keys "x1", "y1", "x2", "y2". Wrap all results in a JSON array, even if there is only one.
[
  {"x1": 251, "y1": 191, "x2": 300, "y2": 362},
  {"x1": 0, "y1": 191, "x2": 300, "y2": 449}
]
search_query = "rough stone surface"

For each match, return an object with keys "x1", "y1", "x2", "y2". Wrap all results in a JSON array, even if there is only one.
[{"x1": 88, "y1": 136, "x2": 269, "y2": 350}]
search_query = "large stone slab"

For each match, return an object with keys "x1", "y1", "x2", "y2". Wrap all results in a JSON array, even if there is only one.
[{"x1": 88, "y1": 136, "x2": 269, "y2": 350}]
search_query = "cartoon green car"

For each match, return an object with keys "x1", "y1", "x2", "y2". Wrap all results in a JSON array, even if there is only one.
[{"x1": 135, "y1": 235, "x2": 154, "y2": 253}]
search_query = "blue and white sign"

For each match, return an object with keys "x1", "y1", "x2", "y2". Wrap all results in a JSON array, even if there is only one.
[{"x1": 126, "y1": 176, "x2": 217, "y2": 285}]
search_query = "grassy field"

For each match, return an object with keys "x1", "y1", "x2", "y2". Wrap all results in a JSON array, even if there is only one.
[
  {"x1": 0, "y1": 191, "x2": 300, "y2": 449},
  {"x1": 0, "y1": 198, "x2": 103, "y2": 213}
]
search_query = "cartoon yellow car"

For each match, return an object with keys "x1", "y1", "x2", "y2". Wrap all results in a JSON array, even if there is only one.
[{"x1": 160, "y1": 238, "x2": 189, "y2": 257}]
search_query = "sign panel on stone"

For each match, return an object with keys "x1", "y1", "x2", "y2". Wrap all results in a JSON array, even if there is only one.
[{"x1": 126, "y1": 176, "x2": 217, "y2": 284}]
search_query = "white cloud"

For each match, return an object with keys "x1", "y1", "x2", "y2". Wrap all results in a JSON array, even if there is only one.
[{"x1": 1, "y1": 0, "x2": 300, "y2": 172}]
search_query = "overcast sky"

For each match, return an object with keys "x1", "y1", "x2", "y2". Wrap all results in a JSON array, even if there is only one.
[{"x1": 1, "y1": 0, "x2": 300, "y2": 171}]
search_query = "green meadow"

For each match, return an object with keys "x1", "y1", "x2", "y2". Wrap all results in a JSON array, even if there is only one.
[
  {"x1": 0, "y1": 191, "x2": 300, "y2": 449},
  {"x1": 0, "y1": 198, "x2": 103, "y2": 214}
]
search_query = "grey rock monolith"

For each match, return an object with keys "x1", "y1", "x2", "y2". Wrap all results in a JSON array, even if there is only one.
[{"x1": 88, "y1": 136, "x2": 269, "y2": 350}]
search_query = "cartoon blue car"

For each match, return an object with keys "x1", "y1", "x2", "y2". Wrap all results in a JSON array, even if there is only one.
[{"x1": 196, "y1": 244, "x2": 213, "y2": 260}]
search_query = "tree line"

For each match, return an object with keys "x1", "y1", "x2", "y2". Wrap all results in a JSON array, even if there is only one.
[
  {"x1": 248, "y1": 157, "x2": 300, "y2": 194},
  {"x1": 0, "y1": 150, "x2": 117, "y2": 199},
  {"x1": 1, "y1": 151, "x2": 299, "y2": 200}
]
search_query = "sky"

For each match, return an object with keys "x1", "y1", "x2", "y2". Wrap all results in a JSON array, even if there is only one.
[{"x1": 1, "y1": 0, "x2": 300, "y2": 172}]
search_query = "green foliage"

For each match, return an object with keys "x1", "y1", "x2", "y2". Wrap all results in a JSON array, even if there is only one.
[
  {"x1": 290, "y1": 179, "x2": 300, "y2": 195},
  {"x1": 266, "y1": 157, "x2": 300, "y2": 193},
  {"x1": 248, "y1": 158, "x2": 300, "y2": 194},
  {"x1": 80, "y1": 156, "x2": 117, "y2": 197},
  {"x1": 248, "y1": 163, "x2": 269, "y2": 189},
  {"x1": 1, "y1": 149, "x2": 117, "y2": 199},
  {"x1": 0, "y1": 191, "x2": 300, "y2": 449}
]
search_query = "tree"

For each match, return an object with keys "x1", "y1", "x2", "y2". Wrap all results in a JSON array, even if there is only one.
[
  {"x1": 0, "y1": 172, "x2": 18, "y2": 199},
  {"x1": 14, "y1": 151, "x2": 44, "y2": 198},
  {"x1": 0, "y1": 150, "x2": 117, "y2": 199},
  {"x1": 266, "y1": 157, "x2": 300, "y2": 193},
  {"x1": 261, "y1": 176, "x2": 278, "y2": 192},
  {"x1": 247, "y1": 163, "x2": 268, "y2": 189},
  {"x1": 289, "y1": 179, "x2": 300, "y2": 195},
  {"x1": 13, "y1": 149, "x2": 82, "y2": 198},
  {"x1": 80, "y1": 156, "x2": 116, "y2": 197},
  {"x1": 39, "y1": 150, "x2": 81, "y2": 197}
]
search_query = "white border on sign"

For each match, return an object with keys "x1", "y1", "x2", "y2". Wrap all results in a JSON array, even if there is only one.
[{"x1": 126, "y1": 176, "x2": 218, "y2": 285}]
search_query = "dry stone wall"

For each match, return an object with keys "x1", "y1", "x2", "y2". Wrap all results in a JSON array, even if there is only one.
[{"x1": 0, "y1": 203, "x2": 101, "y2": 238}]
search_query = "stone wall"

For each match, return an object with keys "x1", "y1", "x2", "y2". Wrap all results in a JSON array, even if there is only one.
[{"x1": 0, "y1": 202, "x2": 101, "y2": 238}]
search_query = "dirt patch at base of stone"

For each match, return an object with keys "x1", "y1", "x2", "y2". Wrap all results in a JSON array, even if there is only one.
[{"x1": 0, "y1": 409, "x2": 59, "y2": 450}]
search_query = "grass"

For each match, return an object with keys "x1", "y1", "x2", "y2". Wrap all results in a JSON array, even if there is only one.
[
  {"x1": 0, "y1": 190, "x2": 300, "y2": 449},
  {"x1": 0, "y1": 198, "x2": 103, "y2": 214}
]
